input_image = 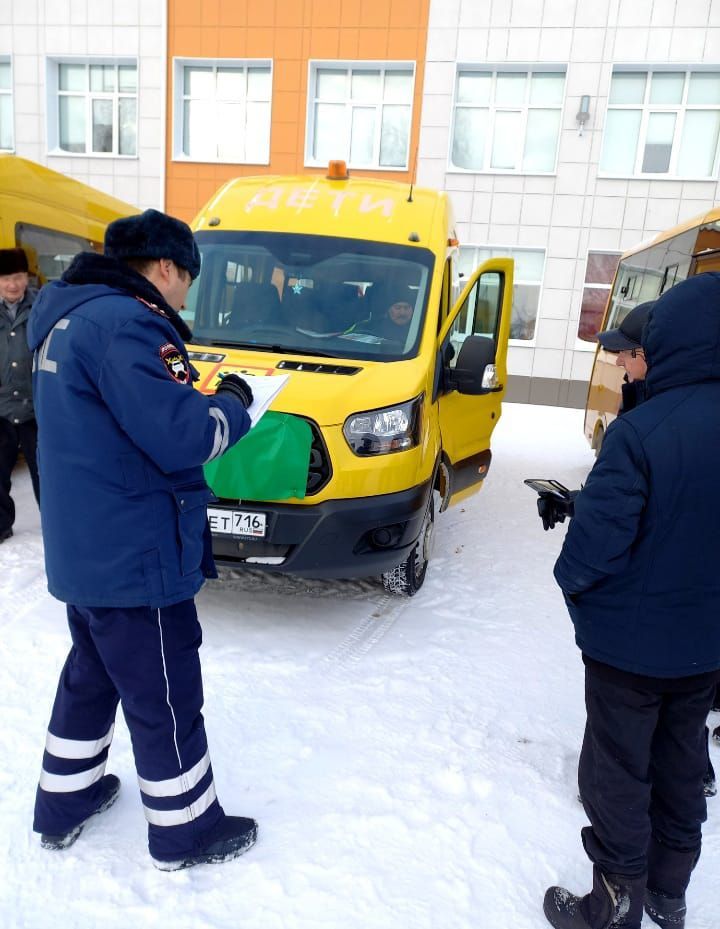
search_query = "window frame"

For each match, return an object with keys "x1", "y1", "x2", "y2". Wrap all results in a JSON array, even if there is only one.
[
  {"x1": 448, "y1": 65, "x2": 567, "y2": 176},
  {"x1": 46, "y1": 57, "x2": 138, "y2": 159},
  {"x1": 0, "y1": 57, "x2": 14, "y2": 153},
  {"x1": 599, "y1": 66, "x2": 720, "y2": 180},
  {"x1": 172, "y1": 57, "x2": 273, "y2": 165},
  {"x1": 457, "y1": 244, "x2": 545, "y2": 345},
  {"x1": 304, "y1": 60, "x2": 416, "y2": 172}
]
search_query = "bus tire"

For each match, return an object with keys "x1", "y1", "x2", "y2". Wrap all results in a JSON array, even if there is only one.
[
  {"x1": 593, "y1": 425, "x2": 605, "y2": 458},
  {"x1": 381, "y1": 493, "x2": 435, "y2": 597}
]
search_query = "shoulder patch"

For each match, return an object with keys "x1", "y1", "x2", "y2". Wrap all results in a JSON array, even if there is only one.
[{"x1": 159, "y1": 342, "x2": 190, "y2": 384}]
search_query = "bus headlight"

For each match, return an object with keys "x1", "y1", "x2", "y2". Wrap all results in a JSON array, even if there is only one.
[{"x1": 343, "y1": 396, "x2": 423, "y2": 456}]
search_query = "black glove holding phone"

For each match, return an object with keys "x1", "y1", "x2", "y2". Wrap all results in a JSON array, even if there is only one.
[
  {"x1": 215, "y1": 373, "x2": 254, "y2": 409},
  {"x1": 524, "y1": 479, "x2": 577, "y2": 531}
]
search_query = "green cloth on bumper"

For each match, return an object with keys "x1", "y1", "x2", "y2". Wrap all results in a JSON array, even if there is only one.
[{"x1": 204, "y1": 412, "x2": 312, "y2": 501}]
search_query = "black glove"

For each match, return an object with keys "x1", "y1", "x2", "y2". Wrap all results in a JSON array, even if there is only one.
[
  {"x1": 537, "y1": 492, "x2": 575, "y2": 531},
  {"x1": 215, "y1": 373, "x2": 254, "y2": 409}
]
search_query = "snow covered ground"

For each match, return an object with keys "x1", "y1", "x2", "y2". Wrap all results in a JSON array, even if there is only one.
[{"x1": 1, "y1": 402, "x2": 718, "y2": 929}]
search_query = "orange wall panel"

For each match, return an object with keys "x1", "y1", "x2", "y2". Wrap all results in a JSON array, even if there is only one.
[{"x1": 166, "y1": 0, "x2": 431, "y2": 222}]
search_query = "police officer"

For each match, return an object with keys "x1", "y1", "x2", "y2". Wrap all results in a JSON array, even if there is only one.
[
  {"x1": 0, "y1": 247, "x2": 39, "y2": 542},
  {"x1": 28, "y1": 210, "x2": 258, "y2": 870}
]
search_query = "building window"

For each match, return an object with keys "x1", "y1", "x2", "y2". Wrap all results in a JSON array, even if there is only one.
[
  {"x1": 600, "y1": 69, "x2": 720, "y2": 178},
  {"x1": 174, "y1": 60, "x2": 271, "y2": 163},
  {"x1": 458, "y1": 245, "x2": 545, "y2": 340},
  {"x1": 450, "y1": 69, "x2": 565, "y2": 173},
  {"x1": 0, "y1": 59, "x2": 13, "y2": 151},
  {"x1": 578, "y1": 252, "x2": 622, "y2": 344},
  {"x1": 48, "y1": 60, "x2": 137, "y2": 156},
  {"x1": 306, "y1": 63, "x2": 414, "y2": 170}
]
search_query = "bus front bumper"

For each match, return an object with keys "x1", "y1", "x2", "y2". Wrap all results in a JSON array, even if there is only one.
[{"x1": 209, "y1": 480, "x2": 433, "y2": 579}]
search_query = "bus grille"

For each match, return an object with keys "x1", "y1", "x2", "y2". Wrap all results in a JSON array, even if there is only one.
[{"x1": 303, "y1": 418, "x2": 331, "y2": 495}]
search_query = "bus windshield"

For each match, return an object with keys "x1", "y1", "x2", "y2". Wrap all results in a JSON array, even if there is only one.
[{"x1": 185, "y1": 231, "x2": 434, "y2": 362}]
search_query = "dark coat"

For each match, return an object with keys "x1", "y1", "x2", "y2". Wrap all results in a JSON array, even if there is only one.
[
  {"x1": 0, "y1": 287, "x2": 37, "y2": 423},
  {"x1": 26, "y1": 253, "x2": 250, "y2": 608},
  {"x1": 554, "y1": 272, "x2": 720, "y2": 677}
]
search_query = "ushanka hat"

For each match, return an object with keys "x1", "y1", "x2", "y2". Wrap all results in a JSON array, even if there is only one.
[
  {"x1": 0, "y1": 248, "x2": 29, "y2": 277},
  {"x1": 104, "y1": 209, "x2": 201, "y2": 280},
  {"x1": 597, "y1": 300, "x2": 655, "y2": 352}
]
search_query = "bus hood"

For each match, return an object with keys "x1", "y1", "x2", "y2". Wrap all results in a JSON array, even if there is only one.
[{"x1": 189, "y1": 347, "x2": 428, "y2": 427}]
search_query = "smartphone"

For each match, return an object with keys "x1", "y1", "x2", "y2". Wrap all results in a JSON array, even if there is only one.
[{"x1": 523, "y1": 478, "x2": 571, "y2": 500}]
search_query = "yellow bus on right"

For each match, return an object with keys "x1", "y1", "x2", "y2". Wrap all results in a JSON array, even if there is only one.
[{"x1": 585, "y1": 209, "x2": 720, "y2": 454}]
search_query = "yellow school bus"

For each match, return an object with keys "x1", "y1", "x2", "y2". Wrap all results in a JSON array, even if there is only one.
[
  {"x1": 585, "y1": 206, "x2": 720, "y2": 453},
  {"x1": 0, "y1": 154, "x2": 138, "y2": 281},
  {"x1": 186, "y1": 162, "x2": 514, "y2": 595}
]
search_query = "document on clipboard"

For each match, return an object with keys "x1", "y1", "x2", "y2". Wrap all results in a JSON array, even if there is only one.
[{"x1": 239, "y1": 373, "x2": 290, "y2": 428}]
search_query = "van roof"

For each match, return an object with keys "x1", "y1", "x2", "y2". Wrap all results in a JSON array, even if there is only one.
[
  {"x1": 192, "y1": 173, "x2": 451, "y2": 250},
  {"x1": 0, "y1": 154, "x2": 138, "y2": 226}
]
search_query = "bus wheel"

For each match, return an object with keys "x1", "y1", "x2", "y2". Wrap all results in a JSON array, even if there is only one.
[
  {"x1": 593, "y1": 426, "x2": 605, "y2": 458},
  {"x1": 381, "y1": 493, "x2": 435, "y2": 597}
]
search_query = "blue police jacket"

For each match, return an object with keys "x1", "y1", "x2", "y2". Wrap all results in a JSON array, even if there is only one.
[
  {"x1": 554, "y1": 271, "x2": 720, "y2": 677},
  {"x1": 27, "y1": 253, "x2": 251, "y2": 608}
]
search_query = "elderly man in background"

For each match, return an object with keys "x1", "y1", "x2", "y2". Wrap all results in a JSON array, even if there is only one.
[{"x1": 0, "y1": 247, "x2": 39, "y2": 542}]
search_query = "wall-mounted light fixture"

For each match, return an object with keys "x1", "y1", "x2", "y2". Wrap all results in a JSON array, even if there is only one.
[{"x1": 576, "y1": 95, "x2": 591, "y2": 136}]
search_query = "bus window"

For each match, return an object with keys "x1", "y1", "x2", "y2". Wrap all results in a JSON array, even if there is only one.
[
  {"x1": 16, "y1": 222, "x2": 100, "y2": 282},
  {"x1": 585, "y1": 210, "x2": 720, "y2": 453}
]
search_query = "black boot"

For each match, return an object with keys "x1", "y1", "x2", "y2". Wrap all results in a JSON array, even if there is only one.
[
  {"x1": 40, "y1": 773, "x2": 120, "y2": 850},
  {"x1": 152, "y1": 814, "x2": 258, "y2": 871},
  {"x1": 645, "y1": 838, "x2": 699, "y2": 929},
  {"x1": 543, "y1": 865, "x2": 645, "y2": 929},
  {"x1": 644, "y1": 889, "x2": 686, "y2": 929}
]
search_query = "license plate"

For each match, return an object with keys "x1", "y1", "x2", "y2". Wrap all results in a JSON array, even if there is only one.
[{"x1": 207, "y1": 507, "x2": 267, "y2": 538}]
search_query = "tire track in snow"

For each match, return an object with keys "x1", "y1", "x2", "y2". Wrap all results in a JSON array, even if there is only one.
[{"x1": 322, "y1": 594, "x2": 409, "y2": 670}]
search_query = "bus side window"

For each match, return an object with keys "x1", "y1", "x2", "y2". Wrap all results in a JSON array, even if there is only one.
[
  {"x1": 446, "y1": 272, "x2": 502, "y2": 368},
  {"x1": 16, "y1": 222, "x2": 97, "y2": 283}
]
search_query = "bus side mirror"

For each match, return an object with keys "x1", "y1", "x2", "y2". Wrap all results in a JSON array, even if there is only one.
[{"x1": 445, "y1": 334, "x2": 500, "y2": 395}]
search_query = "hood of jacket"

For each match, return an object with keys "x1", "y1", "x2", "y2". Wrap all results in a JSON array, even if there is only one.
[
  {"x1": 644, "y1": 271, "x2": 720, "y2": 397},
  {"x1": 27, "y1": 251, "x2": 192, "y2": 351}
]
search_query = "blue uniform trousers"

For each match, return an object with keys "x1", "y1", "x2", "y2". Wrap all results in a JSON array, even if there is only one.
[{"x1": 33, "y1": 600, "x2": 225, "y2": 862}]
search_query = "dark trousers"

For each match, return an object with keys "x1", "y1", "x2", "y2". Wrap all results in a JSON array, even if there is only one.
[
  {"x1": 0, "y1": 416, "x2": 40, "y2": 532},
  {"x1": 578, "y1": 663, "x2": 715, "y2": 892},
  {"x1": 33, "y1": 600, "x2": 225, "y2": 862}
]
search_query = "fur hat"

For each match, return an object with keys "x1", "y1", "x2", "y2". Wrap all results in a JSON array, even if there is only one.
[
  {"x1": 0, "y1": 248, "x2": 29, "y2": 277},
  {"x1": 104, "y1": 209, "x2": 201, "y2": 280}
]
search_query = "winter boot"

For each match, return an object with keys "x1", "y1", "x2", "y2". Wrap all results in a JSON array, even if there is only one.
[
  {"x1": 543, "y1": 865, "x2": 645, "y2": 929},
  {"x1": 645, "y1": 839, "x2": 699, "y2": 929},
  {"x1": 644, "y1": 890, "x2": 686, "y2": 929},
  {"x1": 151, "y1": 814, "x2": 258, "y2": 871},
  {"x1": 40, "y1": 774, "x2": 120, "y2": 850},
  {"x1": 702, "y1": 768, "x2": 716, "y2": 797}
]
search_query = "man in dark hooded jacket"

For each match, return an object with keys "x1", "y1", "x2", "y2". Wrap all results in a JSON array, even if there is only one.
[
  {"x1": 543, "y1": 273, "x2": 720, "y2": 929},
  {"x1": 28, "y1": 209, "x2": 260, "y2": 871}
]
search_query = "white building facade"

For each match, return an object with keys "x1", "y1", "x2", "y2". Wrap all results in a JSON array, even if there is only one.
[
  {"x1": 0, "y1": 0, "x2": 165, "y2": 211},
  {"x1": 417, "y1": 0, "x2": 720, "y2": 406}
]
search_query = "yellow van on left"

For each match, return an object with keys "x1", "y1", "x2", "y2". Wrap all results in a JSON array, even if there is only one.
[{"x1": 0, "y1": 155, "x2": 138, "y2": 281}]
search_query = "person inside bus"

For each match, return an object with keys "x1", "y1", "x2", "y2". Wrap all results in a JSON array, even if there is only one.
[
  {"x1": 374, "y1": 299, "x2": 414, "y2": 342},
  {"x1": 0, "y1": 247, "x2": 40, "y2": 543}
]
